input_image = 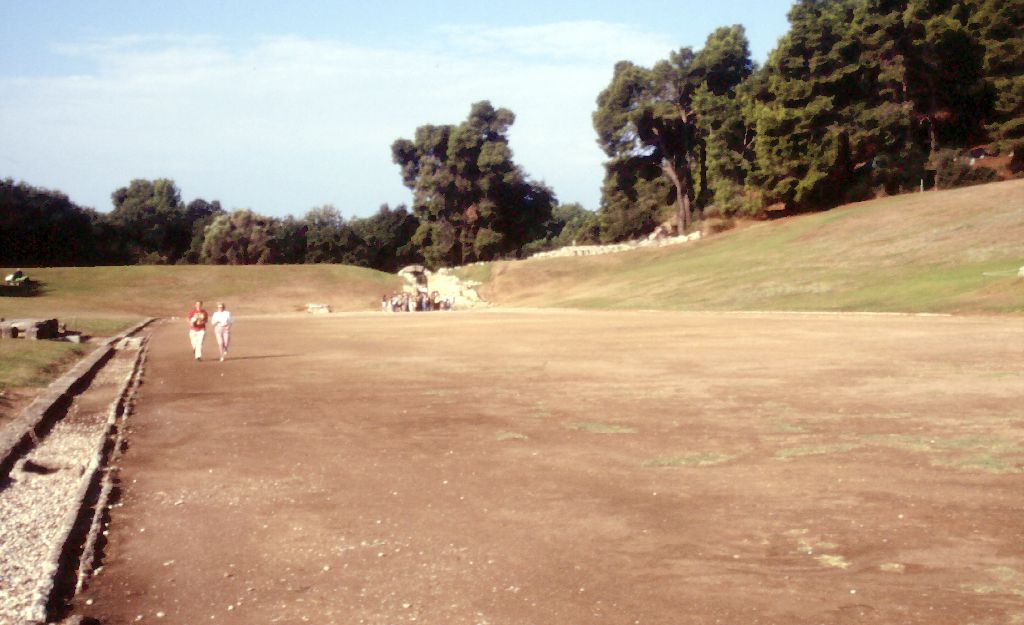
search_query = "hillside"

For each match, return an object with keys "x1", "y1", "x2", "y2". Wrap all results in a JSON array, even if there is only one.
[
  {"x1": 0, "y1": 264, "x2": 401, "y2": 320},
  {"x1": 461, "y1": 179, "x2": 1024, "y2": 314},
  {"x1": 2, "y1": 181, "x2": 1022, "y2": 322}
]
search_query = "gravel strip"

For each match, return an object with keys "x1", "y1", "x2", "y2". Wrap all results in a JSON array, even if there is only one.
[{"x1": 0, "y1": 342, "x2": 142, "y2": 624}]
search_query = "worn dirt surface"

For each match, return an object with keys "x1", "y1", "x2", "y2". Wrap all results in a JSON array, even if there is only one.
[{"x1": 73, "y1": 310, "x2": 1023, "y2": 625}]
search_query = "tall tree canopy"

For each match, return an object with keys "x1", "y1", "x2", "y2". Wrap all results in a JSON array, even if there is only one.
[
  {"x1": 594, "y1": 25, "x2": 754, "y2": 238},
  {"x1": 349, "y1": 204, "x2": 420, "y2": 273},
  {"x1": 107, "y1": 178, "x2": 187, "y2": 263},
  {"x1": 200, "y1": 209, "x2": 280, "y2": 265},
  {"x1": 392, "y1": 101, "x2": 556, "y2": 267},
  {"x1": 301, "y1": 205, "x2": 366, "y2": 266},
  {"x1": 750, "y1": 0, "x2": 863, "y2": 210},
  {"x1": 968, "y1": 0, "x2": 1024, "y2": 151},
  {"x1": 0, "y1": 179, "x2": 102, "y2": 266}
]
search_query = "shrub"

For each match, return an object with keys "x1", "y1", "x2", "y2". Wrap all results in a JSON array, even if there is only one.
[{"x1": 933, "y1": 149, "x2": 1001, "y2": 189}]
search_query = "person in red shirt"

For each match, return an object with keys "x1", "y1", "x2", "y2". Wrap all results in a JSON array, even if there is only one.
[{"x1": 187, "y1": 300, "x2": 209, "y2": 361}]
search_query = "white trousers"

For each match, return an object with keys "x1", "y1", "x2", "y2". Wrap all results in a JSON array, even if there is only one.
[
  {"x1": 189, "y1": 328, "x2": 205, "y2": 359},
  {"x1": 215, "y1": 324, "x2": 231, "y2": 356}
]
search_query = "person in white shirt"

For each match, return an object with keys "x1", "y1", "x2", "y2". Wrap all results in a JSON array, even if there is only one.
[{"x1": 211, "y1": 302, "x2": 233, "y2": 361}]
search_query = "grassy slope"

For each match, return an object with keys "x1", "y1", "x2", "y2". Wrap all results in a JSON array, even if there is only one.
[
  {"x1": 0, "y1": 263, "x2": 402, "y2": 320},
  {"x1": 468, "y1": 179, "x2": 1024, "y2": 314},
  {"x1": 0, "y1": 341, "x2": 88, "y2": 388}
]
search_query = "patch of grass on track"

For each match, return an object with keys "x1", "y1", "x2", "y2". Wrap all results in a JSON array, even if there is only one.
[
  {"x1": 569, "y1": 422, "x2": 638, "y2": 434},
  {"x1": 867, "y1": 434, "x2": 1024, "y2": 473},
  {"x1": 644, "y1": 452, "x2": 734, "y2": 467},
  {"x1": 962, "y1": 566, "x2": 1024, "y2": 599},
  {"x1": 933, "y1": 454, "x2": 1024, "y2": 474},
  {"x1": 496, "y1": 431, "x2": 529, "y2": 441},
  {"x1": 775, "y1": 443, "x2": 860, "y2": 459}
]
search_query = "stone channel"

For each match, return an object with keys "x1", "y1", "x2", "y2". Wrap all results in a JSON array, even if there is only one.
[{"x1": 0, "y1": 326, "x2": 149, "y2": 625}]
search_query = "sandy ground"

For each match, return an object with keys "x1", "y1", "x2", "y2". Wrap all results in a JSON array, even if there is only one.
[{"x1": 72, "y1": 310, "x2": 1024, "y2": 625}]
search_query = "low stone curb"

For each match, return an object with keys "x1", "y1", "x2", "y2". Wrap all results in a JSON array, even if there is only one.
[
  {"x1": 0, "y1": 319, "x2": 154, "y2": 481},
  {"x1": 75, "y1": 335, "x2": 149, "y2": 593}
]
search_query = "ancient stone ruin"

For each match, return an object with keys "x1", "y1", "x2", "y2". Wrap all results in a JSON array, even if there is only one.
[
  {"x1": 397, "y1": 265, "x2": 486, "y2": 308},
  {"x1": 0, "y1": 318, "x2": 60, "y2": 340}
]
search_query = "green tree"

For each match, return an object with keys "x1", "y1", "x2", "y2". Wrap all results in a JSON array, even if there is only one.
[
  {"x1": 199, "y1": 209, "x2": 279, "y2": 265},
  {"x1": 750, "y1": 0, "x2": 861, "y2": 210},
  {"x1": 903, "y1": 0, "x2": 992, "y2": 154},
  {"x1": 275, "y1": 216, "x2": 309, "y2": 264},
  {"x1": 594, "y1": 57, "x2": 698, "y2": 235},
  {"x1": 597, "y1": 162, "x2": 672, "y2": 241},
  {"x1": 520, "y1": 202, "x2": 598, "y2": 254},
  {"x1": 691, "y1": 26, "x2": 759, "y2": 215},
  {"x1": 107, "y1": 178, "x2": 188, "y2": 263},
  {"x1": 845, "y1": 0, "x2": 925, "y2": 194},
  {"x1": 392, "y1": 101, "x2": 556, "y2": 267},
  {"x1": 302, "y1": 205, "x2": 365, "y2": 265},
  {"x1": 180, "y1": 198, "x2": 224, "y2": 264},
  {"x1": 968, "y1": 0, "x2": 1024, "y2": 151},
  {"x1": 594, "y1": 26, "x2": 754, "y2": 236},
  {"x1": 349, "y1": 204, "x2": 419, "y2": 272},
  {"x1": 0, "y1": 178, "x2": 102, "y2": 265}
]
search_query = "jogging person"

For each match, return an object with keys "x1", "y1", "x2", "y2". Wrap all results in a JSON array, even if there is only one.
[
  {"x1": 187, "y1": 300, "x2": 209, "y2": 361},
  {"x1": 211, "y1": 302, "x2": 233, "y2": 361}
]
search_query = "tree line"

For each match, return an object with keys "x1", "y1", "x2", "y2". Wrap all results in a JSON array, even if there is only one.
[
  {"x1": 3, "y1": 0, "x2": 1021, "y2": 270},
  {"x1": 593, "y1": 0, "x2": 1022, "y2": 240},
  {"x1": 0, "y1": 174, "x2": 592, "y2": 271}
]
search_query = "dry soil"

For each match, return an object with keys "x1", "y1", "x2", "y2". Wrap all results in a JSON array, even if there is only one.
[{"x1": 73, "y1": 310, "x2": 1024, "y2": 625}]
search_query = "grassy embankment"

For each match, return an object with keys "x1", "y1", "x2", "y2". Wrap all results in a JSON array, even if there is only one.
[
  {"x1": 462, "y1": 178, "x2": 1024, "y2": 314},
  {"x1": 0, "y1": 264, "x2": 401, "y2": 397}
]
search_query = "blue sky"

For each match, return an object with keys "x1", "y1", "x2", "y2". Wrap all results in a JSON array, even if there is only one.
[{"x1": 0, "y1": 1, "x2": 794, "y2": 218}]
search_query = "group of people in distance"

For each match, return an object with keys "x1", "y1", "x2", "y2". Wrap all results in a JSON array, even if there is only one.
[
  {"x1": 383, "y1": 291, "x2": 453, "y2": 313},
  {"x1": 187, "y1": 300, "x2": 233, "y2": 361}
]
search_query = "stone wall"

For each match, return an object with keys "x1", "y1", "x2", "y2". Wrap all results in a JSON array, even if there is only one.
[{"x1": 528, "y1": 230, "x2": 702, "y2": 260}]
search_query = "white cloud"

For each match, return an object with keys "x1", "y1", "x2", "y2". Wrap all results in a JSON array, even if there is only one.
[
  {"x1": 435, "y1": 21, "x2": 675, "y2": 65},
  {"x1": 1, "y1": 22, "x2": 669, "y2": 215}
]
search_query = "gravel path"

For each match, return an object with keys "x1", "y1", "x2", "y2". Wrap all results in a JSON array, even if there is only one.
[{"x1": 0, "y1": 339, "x2": 141, "y2": 623}]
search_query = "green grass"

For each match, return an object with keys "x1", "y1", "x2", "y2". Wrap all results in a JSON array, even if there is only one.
[
  {"x1": 962, "y1": 567, "x2": 1024, "y2": 598},
  {"x1": 933, "y1": 454, "x2": 1024, "y2": 474},
  {"x1": 470, "y1": 179, "x2": 1024, "y2": 314},
  {"x1": 868, "y1": 434, "x2": 1023, "y2": 473},
  {"x1": 496, "y1": 431, "x2": 529, "y2": 441},
  {"x1": 60, "y1": 316, "x2": 141, "y2": 337},
  {"x1": 0, "y1": 316, "x2": 143, "y2": 397},
  {"x1": 814, "y1": 554, "x2": 852, "y2": 569},
  {"x1": 0, "y1": 263, "x2": 402, "y2": 318},
  {"x1": 0, "y1": 340, "x2": 90, "y2": 390},
  {"x1": 775, "y1": 443, "x2": 860, "y2": 459},
  {"x1": 644, "y1": 452, "x2": 733, "y2": 467},
  {"x1": 569, "y1": 422, "x2": 638, "y2": 434}
]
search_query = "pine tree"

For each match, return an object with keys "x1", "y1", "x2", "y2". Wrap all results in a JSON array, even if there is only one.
[
  {"x1": 902, "y1": 0, "x2": 992, "y2": 154},
  {"x1": 392, "y1": 102, "x2": 555, "y2": 267},
  {"x1": 751, "y1": 0, "x2": 860, "y2": 210},
  {"x1": 691, "y1": 26, "x2": 758, "y2": 215},
  {"x1": 968, "y1": 0, "x2": 1024, "y2": 151}
]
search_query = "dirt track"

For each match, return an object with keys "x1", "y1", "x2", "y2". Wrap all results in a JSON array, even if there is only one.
[{"x1": 75, "y1": 310, "x2": 1024, "y2": 625}]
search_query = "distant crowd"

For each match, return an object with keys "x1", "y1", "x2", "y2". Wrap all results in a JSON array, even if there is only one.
[{"x1": 383, "y1": 291, "x2": 453, "y2": 312}]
